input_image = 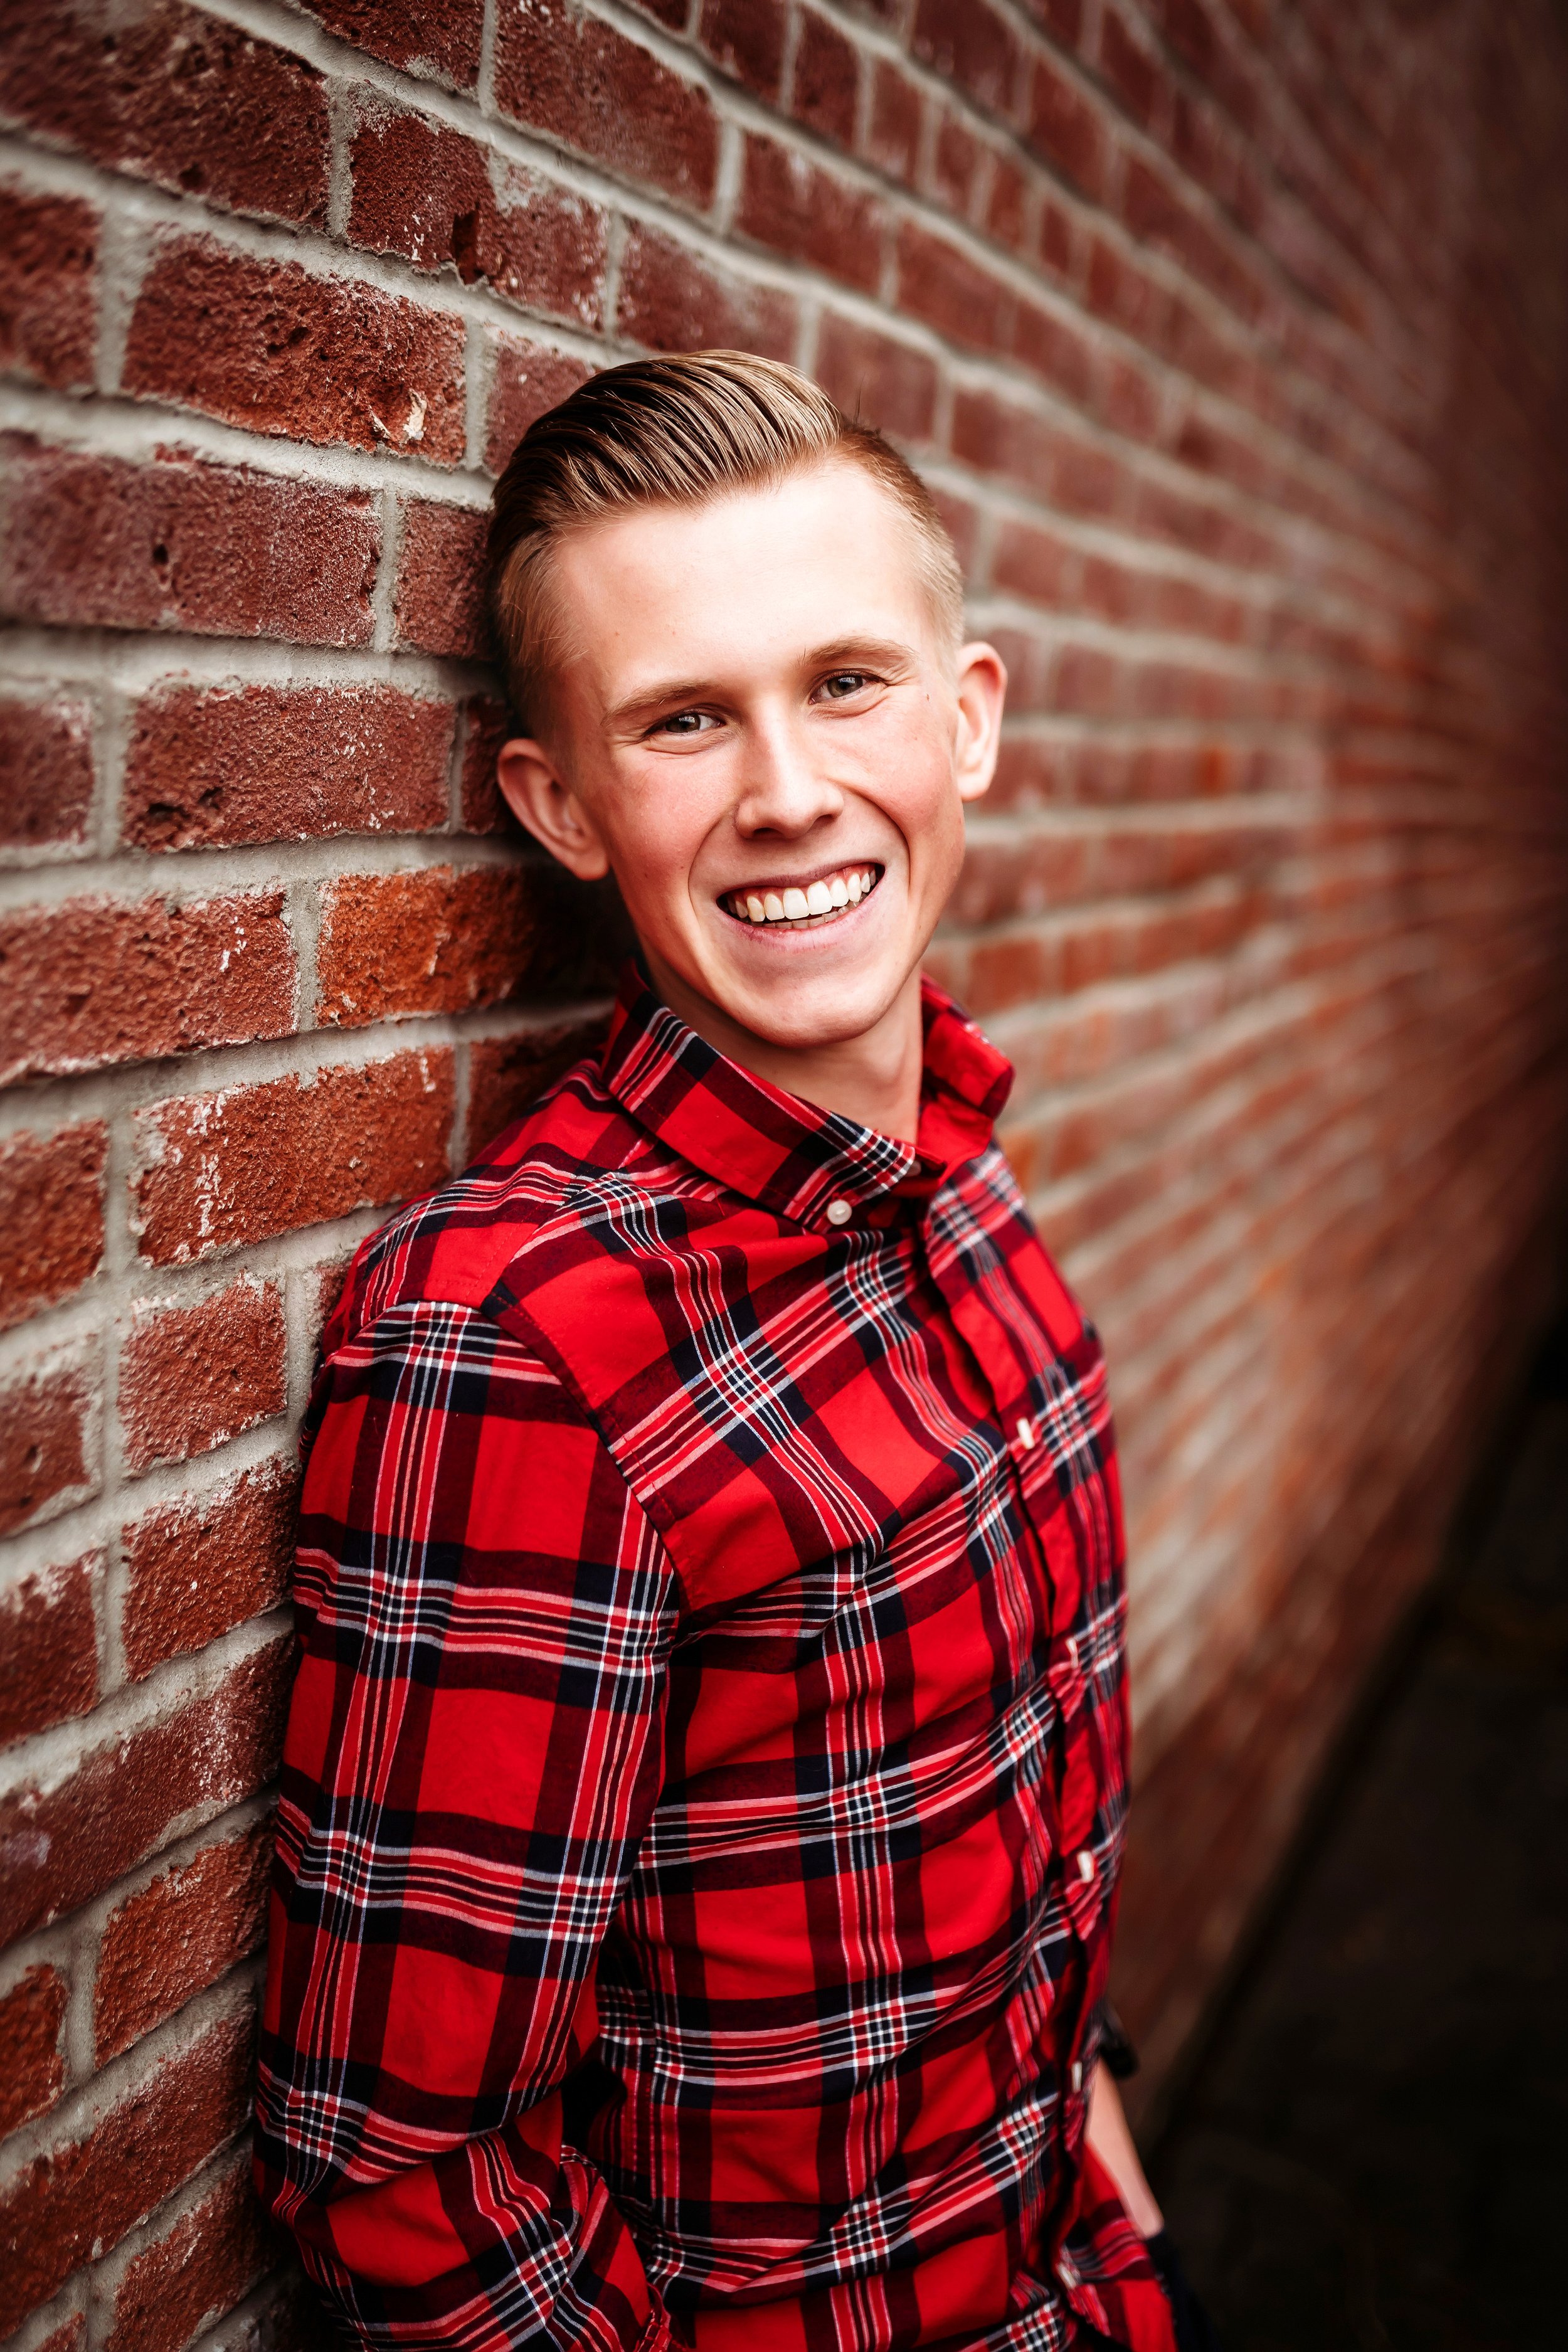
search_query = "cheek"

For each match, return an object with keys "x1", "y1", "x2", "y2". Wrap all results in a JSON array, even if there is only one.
[{"x1": 596, "y1": 768, "x2": 719, "y2": 919}]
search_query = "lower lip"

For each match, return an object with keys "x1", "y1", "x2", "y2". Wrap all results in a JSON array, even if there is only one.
[{"x1": 720, "y1": 874, "x2": 884, "y2": 940}]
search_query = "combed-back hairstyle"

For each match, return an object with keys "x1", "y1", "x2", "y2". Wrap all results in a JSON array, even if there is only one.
[{"x1": 485, "y1": 350, "x2": 965, "y2": 731}]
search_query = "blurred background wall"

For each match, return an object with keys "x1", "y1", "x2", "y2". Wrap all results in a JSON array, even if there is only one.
[{"x1": 4, "y1": 0, "x2": 1568, "y2": 2336}]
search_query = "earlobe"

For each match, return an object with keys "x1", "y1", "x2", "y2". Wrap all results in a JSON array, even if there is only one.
[
  {"x1": 953, "y1": 642, "x2": 1008, "y2": 804},
  {"x1": 495, "y1": 739, "x2": 611, "y2": 879}
]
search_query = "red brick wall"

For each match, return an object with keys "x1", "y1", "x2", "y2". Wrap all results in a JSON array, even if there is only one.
[{"x1": 4, "y1": 0, "x2": 1568, "y2": 2333}]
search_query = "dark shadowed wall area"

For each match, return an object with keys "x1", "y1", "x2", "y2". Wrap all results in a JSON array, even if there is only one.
[{"x1": 4, "y1": 0, "x2": 1568, "y2": 2338}]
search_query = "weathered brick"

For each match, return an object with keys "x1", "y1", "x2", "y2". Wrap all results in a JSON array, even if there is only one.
[
  {"x1": 0, "y1": 892, "x2": 294, "y2": 1086},
  {"x1": 0, "y1": 1348, "x2": 100, "y2": 1540},
  {"x1": 393, "y1": 499, "x2": 489, "y2": 659},
  {"x1": 738, "y1": 136, "x2": 886, "y2": 293},
  {"x1": 349, "y1": 106, "x2": 607, "y2": 327},
  {"x1": 815, "y1": 314, "x2": 938, "y2": 443},
  {"x1": 912, "y1": 0, "x2": 1024, "y2": 118},
  {"x1": 0, "y1": 1552, "x2": 98, "y2": 1747},
  {"x1": 123, "y1": 235, "x2": 465, "y2": 464},
  {"x1": 485, "y1": 336, "x2": 595, "y2": 476},
  {"x1": 0, "y1": 183, "x2": 97, "y2": 391},
  {"x1": 1026, "y1": 55, "x2": 1110, "y2": 199},
  {"x1": 863, "y1": 59, "x2": 924, "y2": 184},
  {"x1": 0, "y1": 1123, "x2": 107, "y2": 1331},
  {"x1": 0, "y1": 1, "x2": 330, "y2": 225},
  {"x1": 0, "y1": 439, "x2": 380, "y2": 645},
  {"x1": 494, "y1": 1, "x2": 720, "y2": 212},
  {"x1": 96, "y1": 1819, "x2": 274, "y2": 2063},
  {"x1": 699, "y1": 0, "x2": 788, "y2": 99},
  {"x1": 316, "y1": 866, "x2": 544, "y2": 1027},
  {"x1": 122, "y1": 1457, "x2": 296, "y2": 1682},
  {"x1": 123, "y1": 683, "x2": 451, "y2": 852},
  {"x1": 119, "y1": 1276, "x2": 287, "y2": 1477},
  {"x1": 103, "y1": 2149, "x2": 275, "y2": 2352},
  {"x1": 0, "y1": 1965, "x2": 67, "y2": 2137},
  {"x1": 793, "y1": 11, "x2": 861, "y2": 147},
  {"x1": 1097, "y1": 4, "x2": 1166, "y2": 128},
  {"x1": 0, "y1": 694, "x2": 95, "y2": 856},
  {"x1": 459, "y1": 696, "x2": 514, "y2": 833},
  {"x1": 469, "y1": 1020, "x2": 608, "y2": 1153},
  {"x1": 0, "y1": 2005, "x2": 255, "y2": 2335},
  {"x1": 895, "y1": 220, "x2": 1010, "y2": 351},
  {"x1": 297, "y1": 0, "x2": 484, "y2": 87},
  {"x1": 617, "y1": 228, "x2": 798, "y2": 363},
  {"x1": 0, "y1": 1640, "x2": 290, "y2": 1944},
  {"x1": 931, "y1": 107, "x2": 983, "y2": 218},
  {"x1": 131, "y1": 1052, "x2": 455, "y2": 1266}
]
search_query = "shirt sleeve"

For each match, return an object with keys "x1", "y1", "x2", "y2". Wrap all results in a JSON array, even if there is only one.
[{"x1": 255, "y1": 1298, "x2": 679, "y2": 2352}]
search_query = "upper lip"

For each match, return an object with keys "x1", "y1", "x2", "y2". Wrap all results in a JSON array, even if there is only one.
[{"x1": 716, "y1": 859, "x2": 884, "y2": 899}]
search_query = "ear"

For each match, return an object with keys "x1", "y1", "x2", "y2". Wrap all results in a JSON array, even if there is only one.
[
  {"x1": 952, "y1": 642, "x2": 1008, "y2": 805},
  {"x1": 495, "y1": 736, "x2": 611, "y2": 880}
]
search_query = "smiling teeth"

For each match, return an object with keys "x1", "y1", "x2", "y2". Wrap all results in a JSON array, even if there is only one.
[{"x1": 728, "y1": 867, "x2": 879, "y2": 925}]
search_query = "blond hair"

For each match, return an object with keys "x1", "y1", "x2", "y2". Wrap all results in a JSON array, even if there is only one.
[{"x1": 485, "y1": 350, "x2": 964, "y2": 729}]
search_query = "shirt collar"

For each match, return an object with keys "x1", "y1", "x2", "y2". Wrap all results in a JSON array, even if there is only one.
[{"x1": 599, "y1": 961, "x2": 1014, "y2": 1231}]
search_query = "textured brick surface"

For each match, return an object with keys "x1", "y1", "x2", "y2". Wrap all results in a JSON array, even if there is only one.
[
  {"x1": 119, "y1": 1277, "x2": 287, "y2": 1476},
  {"x1": 96, "y1": 1819, "x2": 274, "y2": 2063},
  {"x1": 3, "y1": 0, "x2": 1568, "y2": 2340},
  {"x1": 122, "y1": 682, "x2": 452, "y2": 849}
]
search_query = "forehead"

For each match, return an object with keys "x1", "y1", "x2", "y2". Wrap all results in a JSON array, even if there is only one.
[{"x1": 546, "y1": 461, "x2": 940, "y2": 692}]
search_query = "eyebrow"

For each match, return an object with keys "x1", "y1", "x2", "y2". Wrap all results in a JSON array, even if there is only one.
[{"x1": 601, "y1": 637, "x2": 920, "y2": 731}]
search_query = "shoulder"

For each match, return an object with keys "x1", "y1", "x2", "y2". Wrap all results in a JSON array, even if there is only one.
[{"x1": 320, "y1": 1051, "x2": 662, "y2": 1357}]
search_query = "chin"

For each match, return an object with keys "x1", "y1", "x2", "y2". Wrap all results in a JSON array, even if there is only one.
[{"x1": 729, "y1": 972, "x2": 900, "y2": 1052}]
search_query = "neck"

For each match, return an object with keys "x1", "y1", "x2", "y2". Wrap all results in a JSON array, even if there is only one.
[{"x1": 644, "y1": 955, "x2": 926, "y2": 1145}]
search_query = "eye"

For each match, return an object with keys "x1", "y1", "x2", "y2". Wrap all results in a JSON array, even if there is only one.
[
  {"x1": 650, "y1": 708, "x2": 719, "y2": 737},
  {"x1": 818, "y1": 670, "x2": 876, "y2": 702}
]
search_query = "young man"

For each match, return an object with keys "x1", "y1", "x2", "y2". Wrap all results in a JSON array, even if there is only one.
[{"x1": 258, "y1": 354, "x2": 1209, "y2": 2352}]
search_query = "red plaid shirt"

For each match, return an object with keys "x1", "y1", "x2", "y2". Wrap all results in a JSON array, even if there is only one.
[{"x1": 257, "y1": 967, "x2": 1173, "y2": 2352}]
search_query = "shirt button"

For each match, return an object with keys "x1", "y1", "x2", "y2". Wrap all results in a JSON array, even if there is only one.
[
  {"x1": 825, "y1": 1198, "x2": 853, "y2": 1226},
  {"x1": 1076, "y1": 1848, "x2": 1096, "y2": 1883},
  {"x1": 1071, "y1": 2060, "x2": 1084, "y2": 2092}
]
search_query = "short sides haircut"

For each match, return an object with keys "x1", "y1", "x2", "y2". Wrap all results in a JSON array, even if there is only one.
[{"x1": 485, "y1": 350, "x2": 965, "y2": 731}]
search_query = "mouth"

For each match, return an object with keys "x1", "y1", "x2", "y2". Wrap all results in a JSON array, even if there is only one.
[{"x1": 720, "y1": 862, "x2": 884, "y2": 931}]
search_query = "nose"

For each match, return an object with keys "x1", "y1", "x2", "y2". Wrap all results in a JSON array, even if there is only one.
[{"x1": 732, "y1": 707, "x2": 845, "y2": 839}]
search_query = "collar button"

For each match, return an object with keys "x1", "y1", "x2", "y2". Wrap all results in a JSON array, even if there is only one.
[{"x1": 825, "y1": 1197, "x2": 853, "y2": 1227}]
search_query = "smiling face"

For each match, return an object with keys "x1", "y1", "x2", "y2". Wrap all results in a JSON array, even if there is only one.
[{"x1": 495, "y1": 459, "x2": 1005, "y2": 1126}]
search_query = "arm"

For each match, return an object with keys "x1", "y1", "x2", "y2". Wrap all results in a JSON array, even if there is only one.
[
  {"x1": 1085, "y1": 2063, "x2": 1163, "y2": 2238},
  {"x1": 255, "y1": 1300, "x2": 679, "y2": 2351}
]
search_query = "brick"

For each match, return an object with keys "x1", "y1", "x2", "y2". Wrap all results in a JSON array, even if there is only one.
[
  {"x1": 738, "y1": 137, "x2": 886, "y2": 294},
  {"x1": 992, "y1": 519, "x2": 1078, "y2": 607},
  {"x1": 699, "y1": 0, "x2": 788, "y2": 100},
  {"x1": 0, "y1": 1640, "x2": 290, "y2": 1944},
  {"x1": 96, "y1": 1819, "x2": 273, "y2": 2063},
  {"x1": 815, "y1": 314, "x2": 938, "y2": 443},
  {"x1": 0, "y1": 2005, "x2": 255, "y2": 2334},
  {"x1": 131, "y1": 1051, "x2": 454, "y2": 1266},
  {"x1": 0, "y1": 1553, "x2": 98, "y2": 1745},
  {"x1": 985, "y1": 151, "x2": 1034, "y2": 253},
  {"x1": 123, "y1": 1458, "x2": 297, "y2": 1683},
  {"x1": 1026, "y1": 55, "x2": 1110, "y2": 199},
  {"x1": 793, "y1": 11, "x2": 861, "y2": 147},
  {"x1": 123, "y1": 682, "x2": 451, "y2": 852},
  {"x1": 931, "y1": 109, "x2": 983, "y2": 217},
  {"x1": 1097, "y1": 5, "x2": 1165, "y2": 127},
  {"x1": 349, "y1": 107, "x2": 607, "y2": 327},
  {"x1": 0, "y1": 1349, "x2": 100, "y2": 1540},
  {"x1": 485, "y1": 337, "x2": 595, "y2": 476},
  {"x1": 104, "y1": 2149, "x2": 275, "y2": 2352},
  {"x1": 123, "y1": 235, "x2": 465, "y2": 464},
  {"x1": 0, "y1": 1966, "x2": 66, "y2": 2137},
  {"x1": 911, "y1": 0, "x2": 1023, "y2": 119},
  {"x1": 494, "y1": 1, "x2": 719, "y2": 212},
  {"x1": 1012, "y1": 297, "x2": 1095, "y2": 405},
  {"x1": 297, "y1": 0, "x2": 484, "y2": 87},
  {"x1": 393, "y1": 499, "x2": 489, "y2": 659},
  {"x1": 0, "y1": 891, "x2": 294, "y2": 1087},
  {"x1": 896, "y1": 221, "x2": 1010, "y2": 352},
  {"x1": 0, "y1": 439, "x2": 380, "y2": 645},
  {"x1": 469, "y1": 1020, "x2": 609, "y2": 1153},
  {"x1": 316, "y1": 866, "x2": 544, "y2": 1027},
  {"x1": 0, "y1": 1123, "x2": 107, "y2": 1331},
  {"x1": 617, "y1": 228, "x2": 798, "y2": 363},
  {"x1": 0, "y1": 183, "x2": 97, "y2": 391},
  {"x1": 863, "y1": 60, "x2": 924, "y2": 184},
  {"x1": 0, "y1": 2, "x2": 329, "y2": 226},
  {"x1": 120, "y1": 1277, "x2": 287, "y2": 1477},
  {"x1": 459, "y1": 696, "x2": 515, "y2": 834},
  {"x1": 0, "y1": 694, "x2": 94, "y2": 855}
]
